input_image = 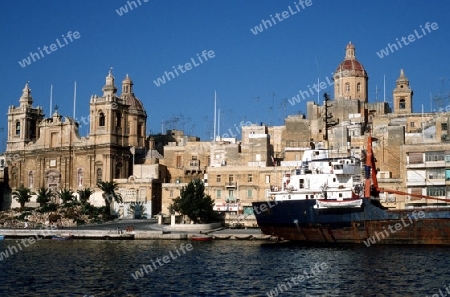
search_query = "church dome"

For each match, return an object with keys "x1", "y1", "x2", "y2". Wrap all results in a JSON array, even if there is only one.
[
  {"x1": 124, "y1": 95, "x2": 145, "y2": 111},
  {"x1": 335, "y1": 42, "x2": 367, "y2": 77},
  {"x1": 122, "y1": 74, "x2": 132, "y2": 85},
  {"x1": 120, "y1": 74, "x2": 145, "y2": 113}
]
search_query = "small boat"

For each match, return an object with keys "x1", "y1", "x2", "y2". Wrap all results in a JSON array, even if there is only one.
[
  {"x1": 191, "y1": 234, "x2": 214, "y2": 241},
  {"x1": 315, "y1": 198, "x2": 363, "y2": 209},
  {"x1": 213, "y1": 234, "x2": 231, "y2": 240},
  {"x1": 52, "y1": 235, "x2": 73, "y2": 241},
  {"x1": 234, "y1": 235, "x2": 253, "y2": 240},
  {"x1": 252, "y1": 235, "x2": 272, "y2": 240},
  {"x1": 0, "y1": 235, "x2": 4, "y2": 240}
]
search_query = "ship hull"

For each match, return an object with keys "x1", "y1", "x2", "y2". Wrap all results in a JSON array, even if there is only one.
[{"x1": 252, "y1": 198, "x2": 450, "y2": 245}]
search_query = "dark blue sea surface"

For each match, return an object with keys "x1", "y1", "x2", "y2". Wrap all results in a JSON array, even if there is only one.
[{"x1": 0, "y1": 239, "x2": 448, "y2": 296}]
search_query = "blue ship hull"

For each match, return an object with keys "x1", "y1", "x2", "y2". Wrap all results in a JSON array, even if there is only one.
[{"x1": 252, "y1": 198, "x2": 450, "y2": 245}]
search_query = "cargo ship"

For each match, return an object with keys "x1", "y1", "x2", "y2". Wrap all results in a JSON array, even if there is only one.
[{"x1": 252, "y1": 135, "x2": 450, "y2": 245}]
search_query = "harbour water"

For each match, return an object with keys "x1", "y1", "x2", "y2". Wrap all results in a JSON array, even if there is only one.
[{"x1": 0, "y1": 239, "x2": 448, "y2": 296}]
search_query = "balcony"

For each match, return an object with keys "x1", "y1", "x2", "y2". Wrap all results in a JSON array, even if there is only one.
[
  {"x1": 225, "y1": 182, "x2": 236, "y2": 188},
  {"x1": 184, "y1": 160, "x2": 202, "y2": 174},
  {"x1": 424, "y1": 161, "x2": 446, "y2": 168},
  {"x1": 406, "y1": 179, "x2": 425, "y2": 187}
]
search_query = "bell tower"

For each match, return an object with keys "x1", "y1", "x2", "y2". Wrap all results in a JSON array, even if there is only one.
[
  {"x1": 7, "y1": 82, "x2": 44, "y2": 152},
  {"x1": 393, "y1": 69, "x2": 413, "y2": 114},
  {"x1": 89, "y1": 68, "x2": 129, "y2": 145}
]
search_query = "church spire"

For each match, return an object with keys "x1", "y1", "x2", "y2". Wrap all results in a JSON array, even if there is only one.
[
  {"x1": 102, "y1": 67, "x2": 118, "y2": 96},
  {"x1": 121, "y1": 74, "x2": 133, "y2": 95},
  {"x1": 19, "y1": 81, "x2": 33, "y2": 107},
  {"x1": 345, "y1": 41, "x2": 356, "y2": 60}
]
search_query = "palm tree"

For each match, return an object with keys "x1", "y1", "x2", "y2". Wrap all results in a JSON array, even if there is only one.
[
  {"x1": 12, "y1": 185, "x2": 35, "y2": 211},
  {"x1": 36, "y1": 187, "x2": 54, "y2": 207},
  {"x1": 59, "y1": 188, "x2": 75, "y2": 204},
  {"x1": 129, "y1": 201, "x2": 146, "y2": 219},
  {"x1": 77, "y1": 188, "x2": 94, "y2": 204},
  {"x1": 97, "y1": 181, "x2": 123, "y2": 210}
]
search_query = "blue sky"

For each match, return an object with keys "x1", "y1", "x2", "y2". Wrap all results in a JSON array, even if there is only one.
[{"x1": 1, "y1": 0, "x2": 449, "y2": 150}]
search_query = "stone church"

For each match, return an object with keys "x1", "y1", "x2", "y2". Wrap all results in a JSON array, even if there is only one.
[{"x1": 5, "y1": 70, "x2": 148, "y2": 203}]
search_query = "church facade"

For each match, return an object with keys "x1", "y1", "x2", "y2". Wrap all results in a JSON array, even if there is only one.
[{"x1": 5, "y1": 70, "x2": 148, "y2": 206}]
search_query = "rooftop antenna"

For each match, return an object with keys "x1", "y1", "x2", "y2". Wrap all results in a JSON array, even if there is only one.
[
  {"x1": 213, "y1": 90, "x2": 217, "y2": 141},
  {"x1": 73, "y1": 81, "x2": 77, "y2": 119},
  {"x1": 271, "y1": 92, "x2": 275, "y2": 125},
  {"x1": 218, "y1": 108, "x2": 220, "y2": 139},
  {"x1": 49, "y1": 84, "x2": 53, "y2": 115},
  {"x1": 317, "y1": 77, "x2": 320, "y2": 104},
  {"x1": 315, "y1": 55, "x2": 320, "y2": 104},
  {"x1": 383, "y1": 75, "x2": 386, "y2": 102}
]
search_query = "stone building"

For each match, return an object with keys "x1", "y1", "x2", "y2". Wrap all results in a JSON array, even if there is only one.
[{"x1": 3, "y1": 70, "x2": 164, "y2": 215}]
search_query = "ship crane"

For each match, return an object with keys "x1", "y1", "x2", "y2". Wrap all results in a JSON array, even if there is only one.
[{"x1": 364, "y1": 133, "x2": 450, "y2": 203}]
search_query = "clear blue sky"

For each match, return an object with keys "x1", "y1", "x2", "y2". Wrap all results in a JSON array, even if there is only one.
[{"x1": 1, "y1": 0, "x2": 449, "y2": 150}]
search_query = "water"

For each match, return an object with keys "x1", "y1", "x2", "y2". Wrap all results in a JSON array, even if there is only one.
[{"x1": 0, "y1": 239, "x2": 448, "y2": 296}]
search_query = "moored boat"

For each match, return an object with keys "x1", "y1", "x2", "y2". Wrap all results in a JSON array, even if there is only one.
[
  {"x1": 252, "y1": 235, "x2": 272, "y2": 240},
  {"x1": 252, "y1": 134, "x2": 450, "y2": 245},
  {"x1": 213, "y1": 234, "x2": 231, "y2": 240},
  {"x1": 233, "y1": 235, "x2": 253, "y2": 240},
  {"x1": 0, "y1": 235, "x2": 4, "y2": 240}
]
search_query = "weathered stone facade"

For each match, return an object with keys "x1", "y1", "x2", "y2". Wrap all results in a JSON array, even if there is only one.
[{"x1": 3, "y1": 71, "x2": 164, "y2": 215}]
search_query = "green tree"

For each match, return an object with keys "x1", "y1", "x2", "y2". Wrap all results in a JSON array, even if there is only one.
[
  {"x1": 12, "y1": 185, "x2": 35, "y2": 211},
  {"x1": 36, "y1": 187, "x2": 54, "y2": 207},
  {"x1": 97, "y1": 181, "x2": 123, "y2": 210},
  {"x1": 77, "y1": 188, "x2": 94, "y2": 204},
  {"x1": 59, "y1": 188, "x2": 75, "y2": 204},
  {"x1": 169, "y1": 179, "x2": 217, "y2": 223}
]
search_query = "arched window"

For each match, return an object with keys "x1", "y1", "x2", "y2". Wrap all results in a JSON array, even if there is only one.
[
  {"x1": 16, "y1": 121, "x2": 21, "y2": 135},
  {"x1": 99, "y1": 112, "x2": 105, "y2": 127},
  {"x1": 345, "y1": 82, "x2": 350, "y2": 93},
  {"x1": 137, "y1": 123, "x2": 142, "y2": 137},
  {"x1": 116, "y1": 112, "x2": 121, "y2": 128},
  {"x1": 28, "y1": 171, "x2": 34, "y2": 189},
  {"x1": 77, "y1": 168, "x2": 83, "y2": 187},
  {"x1": 399, "y1": 99, "x2": 406, "y2": 109},
  {"x1": 357, "y1": 83, "x2": 361, "y2": 93},
  {"x1": 115, "y1": 162, "x2": 122, "y2": 179},
  {"x1": 97, "y1": 168, "x2": 102, "y2": 183}
]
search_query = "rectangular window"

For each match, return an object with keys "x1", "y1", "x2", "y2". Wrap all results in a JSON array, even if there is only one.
[
  {"x1": 247, "y1": 189, "x2": 253, "y2": 198},
  {"x1": 446, "y1": 155, "x2": 450, "y2": 163},
  {"x1": 228, "y1": 190, "x2": 234, "y2": 198},
  {"x1": 410, "y1": 188, "x2": 423, "y2": 201},
  {"x1": 216, "y1": 175, "x2": 221, "y2": 183},
  {"x1": 425, "y1": 151, "x2": 445, "y2": 162},
  {"x1": 170, "y1": 190, "x2": 174, "y2": 198},
  {"x1": 15, "y1": 122, "x2": 20, "y2": 135},
  {"x1": 139, "y1": 187, "x2": 146, "y2": 200},
  {"x1": 408, "y1": 152, "x2": 423, "y2": 164},
  {"x1": 228, "y1": 175, "x2": 234, "y2": 183},
  {"x1": 442, "y1": 123, "x2": 448, "y2": 131},
  {"x1": 217, "y1": 190, "x2": 221, "y2": 198},
  {"x1": 410, "y1": 122, "x2": 415, "y2": 128},
  {"x1": 176, "y1": 156, "x2": 182, "y2": 168},
  {"x1": 265, "y1": 175, "x2": 270, "y2": 184},
  {"x1": 247, "y1": 174, "x2": 253, "y2": 183},
  {"x1": 427, "y1": 168, "x2": 445, "y2": 179},
  {"x1": 427, "y1": 186, "x2": 446, "y2": 197}
]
